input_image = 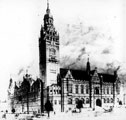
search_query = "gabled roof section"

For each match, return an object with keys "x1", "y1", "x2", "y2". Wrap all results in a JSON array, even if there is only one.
[
  {"x1": 60, "y1": 68, "x2": 115, "y2": 83},
  {"x1": 91, "y1": 69, "x2": 101, "y2": 82},
  {"x1": 65, "y1": 70, "x2": 73, "y2": 79},
  {"x1": 60, "y1": 68, "x2": 88, "y2": 80}
]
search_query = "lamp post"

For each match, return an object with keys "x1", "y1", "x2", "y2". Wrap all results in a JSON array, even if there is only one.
[
  {"x1": 61, "y1": 78, "x2": 64, "y2": 112},
  {"x1": 47, "y1": 86, "x2": 49, "y2": 101},
  {"x1": 93, "y1": 81, "x2": 95, "y2": 111},
  {"x1": 113, "y1": 82, "x2": 115, "y2": 106},
  {"x1": 39, "y1": 79, "x2": 44, "y2": 113},
  {"x1": 26, "y1": 88, "x2": 29, "y2": 114},
  {"x1": 89, "y1": 75, "x2": 92, "y2": 108},
  {"x1": 100, "y1": 75, "x2": 103, "y2": 107}
]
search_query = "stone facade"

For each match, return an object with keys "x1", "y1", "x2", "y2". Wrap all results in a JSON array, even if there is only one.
[{"x1": 50, "y1": 67, "x2": 118, "y2": 112}]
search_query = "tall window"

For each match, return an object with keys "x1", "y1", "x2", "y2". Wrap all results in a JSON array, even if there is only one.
[
  {"x1": 103, "y1": 87, "x2": 105, "y2": 94},
  {"x1": 75, "y1": 85, "x2": 79, "y2": 94},
  {"x1": 54, "y1": 100, "x2": 57, "y2": 105},
  {"x1": 59, "y1": 100, "x2": 61, "y2": 104},
  {"x1": 86, "y1": 85, "x2": 89, "y2": 94},
  {"x1": 111, "y1": 87, "x2": 113, "y2": 94},
  {"x1": 95, "y1": 87, "x2": 99, "y2": 94},
  {"x1": 107, "y1": 87, "x2": 109, "y2": 94},
  {"x1": 81, "y1": 98, "x2": 84, "y2": 104},
  {"x1": 104, "y1": 98, "x2": 106, "y2": 103},
  {"x1": 81, "y1": 85, "x2": 84, "y2": 94},
  {"x1": 69, "y1": 84, "x2": 73, "y2": 93},
  {"x1": 107, "y1": 98, "x2": 109, "y2": 103}
]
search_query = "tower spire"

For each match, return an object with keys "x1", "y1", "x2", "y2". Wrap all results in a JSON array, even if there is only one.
[
  {"x1": 46, "y1": 0, "x2": 50, "y2": 14},
  {"x1": 87, "y1": 54, "x2": 89, "y2": 62}
]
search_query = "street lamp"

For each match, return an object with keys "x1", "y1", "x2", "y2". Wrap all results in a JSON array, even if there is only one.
[
  {"x1": 61, "y1": 78, "x2": 64, "y2": 112},
  {"x1": 100, "y1": 75, "x2": 103, "y2": 107},
  {"x1": 39, "y1": 78, "x2": 44, "y2": 113}
]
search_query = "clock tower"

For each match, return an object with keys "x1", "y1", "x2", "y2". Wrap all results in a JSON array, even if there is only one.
[{"x1": 39, "y1": 0, "x2": 60, "y2": 87}]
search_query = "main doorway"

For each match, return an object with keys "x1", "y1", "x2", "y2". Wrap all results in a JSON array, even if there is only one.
[{"x1": 96, "y1": 99, "x2": 101, "y2": 107}]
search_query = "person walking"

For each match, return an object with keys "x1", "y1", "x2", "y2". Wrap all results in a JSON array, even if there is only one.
[{"x1": 45, "y1": 100, "x2": 53, "y2": 118}]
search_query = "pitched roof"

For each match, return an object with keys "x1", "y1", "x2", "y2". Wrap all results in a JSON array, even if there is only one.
[
  {"x1": 60, "y1": 68, "x2": 115, "y2": 83},
  {"x1": 70, "y1": 69, "x2": 88, "y2": 80},
  {"x1": 60, "y1": 68, "x2": 88, "y2": 80},
  {"x1": 99, "y1": 73, "x2": 115, "y2": 83}
]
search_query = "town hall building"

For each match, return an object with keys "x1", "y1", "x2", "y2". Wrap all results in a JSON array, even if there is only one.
[{"x1": 8, "y1": 1, "x2": 121, "y2": 114}]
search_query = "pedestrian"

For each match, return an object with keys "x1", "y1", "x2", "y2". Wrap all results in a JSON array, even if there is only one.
[
  {"x1": 76, "y1": 100, "x2": 83, "y2": 113},
  {"x1": 45, "y1": 100, "x2": 53, "y2": 118}
]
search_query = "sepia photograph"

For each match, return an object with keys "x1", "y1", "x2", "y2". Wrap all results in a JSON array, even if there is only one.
[{"x1": 0, "y1": 0, "x2": 126, "y2": 119}]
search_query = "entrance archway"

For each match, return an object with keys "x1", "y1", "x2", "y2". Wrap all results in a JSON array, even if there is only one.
[{"x1": 96, "y1": 99, "x2": 101, "y2": 107}]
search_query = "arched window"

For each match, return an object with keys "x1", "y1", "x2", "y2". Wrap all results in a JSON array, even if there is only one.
[
  {"x1": 68, "y1": 98, "x2": 72, "y2": 104},
  {"x1": 86, "y1": 98, "x2": 89, "y2": 104},
  {"x1": 81, "y1": 98, "x2": 84, "y2": 104},
  {"x1": 107, "y1": 98, "x2": 109, "y2": 103},
  {"x1": 104, "y1": 98, "x2": 106, "y2": 103}
]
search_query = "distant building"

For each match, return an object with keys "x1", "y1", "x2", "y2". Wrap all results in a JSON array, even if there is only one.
[
  {"x1": 8, "y1": 0, "x2": 121, "y2": 114},
  {"x1": 0, "y1": 100, "x2": 8, "y2": 112}
]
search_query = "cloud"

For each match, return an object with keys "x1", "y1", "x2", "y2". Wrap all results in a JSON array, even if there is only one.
[
  {"x1": 60, "y1": 21, "x2": 119, "y2": 74},
  {"x1": 102, "y1": 47, "x2": 112, "y2": 54}
]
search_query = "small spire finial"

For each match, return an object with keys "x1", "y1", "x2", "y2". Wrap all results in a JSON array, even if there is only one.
[
  {"x1": 86, "y1": 54, "x2": 90, "y2": 75},
  {"x1": 47, "y1": 0, "x2": 49, "y2": 9}
]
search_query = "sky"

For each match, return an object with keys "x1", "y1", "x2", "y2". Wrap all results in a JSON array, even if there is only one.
[{"x1": 0, "y1": 0, "x2": 125, "y2": 100}]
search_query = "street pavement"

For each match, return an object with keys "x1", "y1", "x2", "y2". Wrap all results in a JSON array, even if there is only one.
[{"x1": 0, "y1": 106, "x2": 126, "y2": 120}]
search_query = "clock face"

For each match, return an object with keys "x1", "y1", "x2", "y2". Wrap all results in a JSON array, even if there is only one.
[
  {"x1": 49, "y1": 48, "x2": 56, "y2": 56},
  {"x1": 49, "y1": 48, "x2": 57, "y2": 63}
]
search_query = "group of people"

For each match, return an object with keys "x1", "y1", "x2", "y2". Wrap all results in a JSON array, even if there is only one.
[{"x1": 45, "y1": 99, "x2": 83, "y2": 116}]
